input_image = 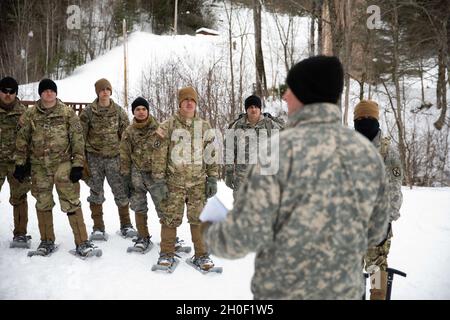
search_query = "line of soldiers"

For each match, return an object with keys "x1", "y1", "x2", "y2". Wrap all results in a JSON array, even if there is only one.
[
  {"x1": 1, "y1": 68, "x2": 402, "y2": 291},
  {"x1": 1, "y1": 76, "x2": 244, "y2": 268}
]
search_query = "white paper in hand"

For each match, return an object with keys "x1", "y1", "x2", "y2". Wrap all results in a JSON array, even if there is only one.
[{"x1": 200, "y1": 196, "x2": 229, "y2": 222}]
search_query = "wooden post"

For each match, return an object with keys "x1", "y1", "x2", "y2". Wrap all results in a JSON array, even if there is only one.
[{"x1": 123, "y1": 19, "x2": 128, "y2": 110}]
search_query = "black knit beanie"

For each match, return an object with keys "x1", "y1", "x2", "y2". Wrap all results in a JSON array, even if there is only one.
[
  {"x1": 286, "y1": 55, "x2": 344, "y2": 105},
  {"x1": 0, "y1": 76, "x2": 19, "y2": 94},
  {"x1": 131, "y1": 97, "x2": 149, "y2": 113},
  {"x1": 38, "y1": 78, "x2": 57, "y2": 96},
  {"x1": 244, "y1": 95, "x2": 262, "y2": 110}
]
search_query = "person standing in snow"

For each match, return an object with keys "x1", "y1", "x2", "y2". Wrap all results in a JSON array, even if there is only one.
[
  {"x1": 119, "y1": 97, "x2": 169, "y2": 252},
  {"x1": 155, "y1": 86, "x2": 219, "y2": 270},
  {"x1": 14, "y1": 79, "x2": 99, "y2": 257},
  {"x1": 354, "y1": 99, "x2": 403, "y2": 300},
  {"x1": 203, "y1": 56, "x2": 391, "y2": 299},
  {"x1": 79, "y1": 78, "x2": 137, "y2": 240},
  {"x1": 0, "y1": 76, "x2": 31, "y2": 246},
  {"x1": 224, "y1": 95, "x2": 284, "y2": 199}
]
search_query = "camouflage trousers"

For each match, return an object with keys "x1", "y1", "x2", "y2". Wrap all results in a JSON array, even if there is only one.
[
  {"x1": 159, "y1": 182, "x2": 206, "y2": 228},
  {"x1": 85, "y1": 153, "x2": 128, "y2": 207},
  {"x1": 31, "y1": 161, "x2": 81, "y2": 212},
  {"x1": 0, "y1": 162, "x2": 30, "y2": 206},
  {"x1": 364, "y1": 227, "x2": 393, "y2": 272},
  {"x1": 130, "y1": 165, "x2": 161, "y2": 217}
]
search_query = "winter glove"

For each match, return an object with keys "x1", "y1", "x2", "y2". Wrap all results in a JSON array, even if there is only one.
[
  {"x1": 121, "y1": 174, "x2": 132, "y2": 199},
  {"x1": 224, "y1": 172, "x2": 234, "y2": 189},
  {"x1": 69, "y1": 167, "x2": 83, "y2": 183},
  {"x1": 149, "y1": 179, "x2": 169, "y2": 205},
  {"x1": 13, "y1": 164, "x2": 28, "y2": 183},
  {"x1": 205, "y1": 177, "x2": 218, "y2": 198}
]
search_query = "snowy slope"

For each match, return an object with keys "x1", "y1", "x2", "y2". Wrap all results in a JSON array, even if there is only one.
[{"x1": 1, "y1": 183, "x2": 449, "y2": 299}]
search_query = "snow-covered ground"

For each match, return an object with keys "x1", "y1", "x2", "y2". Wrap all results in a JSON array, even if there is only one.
[{"x1": 0, "y1": 181, "x2": 449, "y2": 300}]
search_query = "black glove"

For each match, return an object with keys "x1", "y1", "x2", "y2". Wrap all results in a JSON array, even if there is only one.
[
  {"x1": 122, "y1": 174, "x2": 132, "y2": 198},
  {"x1": 205, "y1": 177, "x2": 218, "y2": 198},
  {"x1": 69, "y1": 167, "x2": 83, "y2": 183},
  {"x1": 13, "y1": 165, "x2": 28, "y2": 183},
  {"x1": 149, "y1": 179, "x2": 169, "y2": 205}
]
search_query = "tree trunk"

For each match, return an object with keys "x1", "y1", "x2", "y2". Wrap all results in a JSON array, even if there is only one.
[
  {"x1": 253, "y1": 0, "x2": 267, "y2": 97},
  {"x1": 392, "y1": 2, "x2": 409, "y2": 187}
]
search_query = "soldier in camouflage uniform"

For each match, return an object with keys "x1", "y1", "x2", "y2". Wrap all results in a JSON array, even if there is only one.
[
  {"x1": 203, "y1": 56, "x2": 390, "y2": 299},
  {"x1": 156, "y1": 86, "x2": 219, "y2": 270},
  {"x1": 120, "y1": 97, "x2": 169, "y2": 251},
  {"x1": 224, "y1": 95, "x2": 284, "y2": 198},
  {"x1": 79, "y1": 78, "x2": 136, "y2": 239},
  {"x1": 354, "y1": 99, "x2": 403, "y2": 300},
  {"x1": 14, "y1": 79, "x2": 99, "y2": 257},
  {"x1": 0, "y1": 77, "x2": 31, "y2": 245}
]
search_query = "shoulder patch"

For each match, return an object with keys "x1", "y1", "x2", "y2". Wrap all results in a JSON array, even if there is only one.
[{"x1": 392, "y1": 167, "x2": 401, "y2": 177}]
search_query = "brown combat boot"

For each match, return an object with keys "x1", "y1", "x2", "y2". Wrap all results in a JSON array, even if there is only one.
[
  {"x1": 90, "y1": 203, "x2": 104, "y2": 231},
  {"x1": 370, "y1": 270, "x2": 388, "y2": 300},
  {"x1": 135, "y1": 212, "x2": 150, "y2": 238},
  {"x1": 13, "y1": 201, "x2": 28, "y2": 237},
  {"x1": 118, "y1": 204, "x2": 132, "y2": 227},
  {"x1": 68, "y1": 208, "x2": 89, "y2": 246},
  {"x1": 190, "y1": 224, "x2": 207, "y2": 257},
  {"x1": 36, "y1": 210, "x2": 55, "y2": 242},
  {"x1": 160, "y1": 224, "x2": 176, "y2": 255}
]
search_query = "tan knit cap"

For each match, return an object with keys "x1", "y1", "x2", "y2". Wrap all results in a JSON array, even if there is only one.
[
  {"x1": 354, "y1": 99, "x2": 379, "y2": 120},
  {"x1": 178, "y1": 86, "x2": 198, "y2": 106},
  {"x1": 95, "y1": 78, "x2": 112, "y2": 96}
]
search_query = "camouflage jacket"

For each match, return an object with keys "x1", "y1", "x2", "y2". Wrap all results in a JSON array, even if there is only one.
[
  {"x1": 161, "y1": 111, "x2": 218, "y2": 188},
  {"x1": 120, "y1": 115, "x2": 168, "y2": 180},
  {"x1": 205, "y1": 103, "x2": 390, "y2": 300},
  {"x1": 15, "y1": 99, "x2": 85, "y2": 169},
  {"x1": 79, "y1": 98, "x2": 130, "y2": 157},
  {"x1": 224, "y1": 113, "x2": 284, "y2": 186},
  {"x1": 0, "y1": 98, "x2": 27, "y2": 163},
  {"x1": 373, "y1": 130, "x2": 403, "y2": 222}
]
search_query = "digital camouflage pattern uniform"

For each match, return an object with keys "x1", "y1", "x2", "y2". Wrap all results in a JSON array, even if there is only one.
[
  {"x1": 158, "y1": 111, "x2": 219, "y2": 257},
  {"x1": 363, "y1": 130, "x2": 403, "y2": 299},
  {"x1": 224, "y1": 113, "x2": 284, "y2": 198},
  {"x1": 119, "y1": 115, "x2": 168, "y2": 238},
  {"x1": 15, "y1": 99, "x2": 89, "y2": 245},
  {"x1": 205, "y1": 103, "x2": 390, "y2": 299},
  {"x1": 79, "y1": 98, "x2": 131, "y2": 231},
  {"x1": 0, "y1": 98, "x2": 30, "y2": 237}
]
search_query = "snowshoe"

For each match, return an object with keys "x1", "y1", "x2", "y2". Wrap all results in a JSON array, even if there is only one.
[
  {"x1": 10, "y1": 235, "x2": 32, "y2": 249},
  {"x1": 175, "y1": 237, "x2": 192, "y2": 254},
  {"x1": 186, "y1": 255, "x2": 223, "y2": 274},
  {"x1": 117, "y1": 224, "x2": 138, "y2": 239},
  {"x1": 151, "y1": 253, "x2": 179, "y2": 273},
  {"x1": 127, "y1": 236, "x2": 153, "y2": 254},
  {"x1": 27, "y1": 240, "x2": 58, "y2": 257},
  {"x1": 69, "y1": 240, "x2": 102, "y2": 260},
  {"x1": 89, "y1": 229, "x2": 108, "y2": 241}
]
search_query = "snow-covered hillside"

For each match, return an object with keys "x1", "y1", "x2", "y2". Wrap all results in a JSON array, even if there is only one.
[{"x1": 1, "y1": 182, "x2": 449, "y2": 299}]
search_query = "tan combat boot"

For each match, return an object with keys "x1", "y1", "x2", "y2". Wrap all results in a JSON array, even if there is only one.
[
  {"x1": 13, "y1": 201, "x2": 28, "y2": 237},
  {"x1": 370, "y1": 270, "x2": 388, "y2": 300},
  {"x1": 90, "y1": 203, "x2": 104, "y2": 231},
  {"x1": 135, "y1": 212, "x2": 150, "y2": 238},
  {"x1": 68, "y1": 208, "x2": 89, "y2": 246},
  {"x1": 118, "y1": 204, "x2": 132, "y2": 227},
  {"x1": 190, "y1": 224, "x2": 207, "y2": 257},
  {"x1": 36, "y1": 210, "x2": 55, "y2": 242}
]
